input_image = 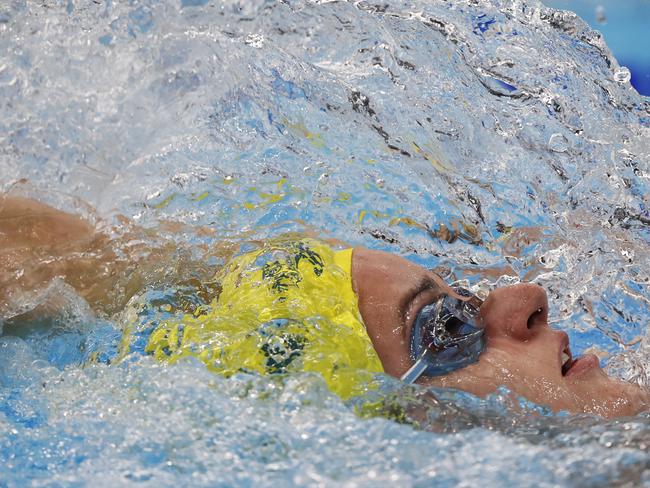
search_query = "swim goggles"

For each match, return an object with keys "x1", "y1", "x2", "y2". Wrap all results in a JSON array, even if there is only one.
[{"x1": 400, "y1": 287, "x2": 485, "y2": 384}]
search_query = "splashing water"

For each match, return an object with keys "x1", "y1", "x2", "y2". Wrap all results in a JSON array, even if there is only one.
[{"x1": 1, "y1": 0, "x2": 650, "y2": 485}]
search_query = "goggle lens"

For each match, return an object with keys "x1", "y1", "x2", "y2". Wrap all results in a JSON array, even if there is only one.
[{"x1": 401, "y1": 287, "x2": 485, "y2": 384}]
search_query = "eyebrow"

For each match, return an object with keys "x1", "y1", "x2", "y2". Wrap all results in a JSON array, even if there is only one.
[{"x1": 399, "y1": 274, "x2": 444, "y2": 324}]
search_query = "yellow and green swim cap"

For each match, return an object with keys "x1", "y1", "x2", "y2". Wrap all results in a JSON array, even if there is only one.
[{"x1": 123, "y1": 238, "x2": 383, "y2": 398}]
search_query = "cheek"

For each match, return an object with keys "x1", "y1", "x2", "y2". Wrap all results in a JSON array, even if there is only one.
[
  {"x1": 424, "y1": 356, "x2": 500, "y2": 397},
  {"x1": 467, "y1": 345, "x2": 568, "y2": 398},
  {"x1": 483, "y1": 336, "x2": 558, "y2": 377}
]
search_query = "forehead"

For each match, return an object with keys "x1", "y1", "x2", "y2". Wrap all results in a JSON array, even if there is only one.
[
  {"x1": 355, "y1": 247, "x2": 426, "y2": 273},
  {"x1": 354, "y1": 247, "x2": 451, "y2": 292}
]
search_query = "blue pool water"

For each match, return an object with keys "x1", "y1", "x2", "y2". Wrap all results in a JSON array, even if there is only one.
[
  {"x1": 1, "y1": 0, "x2": 650, "y2": 486},
  {"x1": 543, "y1": 0, "x2": 650, "y2": 96}
]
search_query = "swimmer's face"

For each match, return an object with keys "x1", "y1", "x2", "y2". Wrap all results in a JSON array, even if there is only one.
[{"x1": 352, "y1": 248, "x2": 649, "y2": 418}]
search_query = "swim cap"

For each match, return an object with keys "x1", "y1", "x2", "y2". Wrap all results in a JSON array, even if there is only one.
[{"x1": 139, "y1": 238, "x2": 383, "y2": 398}]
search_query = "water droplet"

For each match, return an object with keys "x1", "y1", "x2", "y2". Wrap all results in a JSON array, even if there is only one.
[
  {"x1": 613, "y1": 67, "x2": 631, "y2": 84},
  {"x1": 548, "y1": 133, "x2": 568, "y2": 153},
  {"x1": 146, "y1": 189, "x2": 161, "y2": 200},
  {"x1": 595, "y1": 5, "x2": 606, "y2": 25}
]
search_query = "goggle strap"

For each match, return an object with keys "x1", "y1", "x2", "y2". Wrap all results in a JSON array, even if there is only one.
[{"x1": 400, "y1": 349, "x2": 434, "y2": 384}]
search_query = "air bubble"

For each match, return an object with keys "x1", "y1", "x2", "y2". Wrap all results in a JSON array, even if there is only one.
[
  {"x1": 548, "y1": 133, "x2": 569, "y2": 153},
  {"x1": 614, "y1": 67, "x2": 631, "y2": 84},
  {"x1": 0, "y1": 64, "x2": 16, "y2": 85},
  {"x1": 595, "y1": 5, "x2": 606, "y2": 25}
]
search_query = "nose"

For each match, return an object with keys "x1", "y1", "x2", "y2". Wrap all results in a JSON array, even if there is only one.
[{"x1": 480, "y1": 283, "x2": 549, "y2": 339}]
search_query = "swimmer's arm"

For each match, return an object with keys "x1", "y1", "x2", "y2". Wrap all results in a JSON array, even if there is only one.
[
  {"x1": 0, "y1": 194, "x2": 217, "y2": 323},
  {"x1": 1, "y1": 195, "x2": 213, "y2": 322},
  {"x1": 0, "y1": 195, "x2": 115, "y2": 318},
  {"x1": 0, "y1": 195, "x2": 165, "y2": 321}
]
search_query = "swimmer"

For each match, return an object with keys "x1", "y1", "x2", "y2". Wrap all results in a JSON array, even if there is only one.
[{"x1": 1, "y1": 194, "x2": 648, "y2": 418}]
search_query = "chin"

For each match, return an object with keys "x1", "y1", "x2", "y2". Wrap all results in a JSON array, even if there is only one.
[
  {"x1": 561, "y1": 373, "x2": 649, "y2": 418},
  {"x1": 597, "y1": 381, "x2": 648, "y2": 418}
]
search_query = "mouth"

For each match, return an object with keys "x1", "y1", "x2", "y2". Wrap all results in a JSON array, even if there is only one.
[
  {"x1": 561, "y1": 345, "x2": 573, "y2": 376},
  {"x1": 560, "y1": 338, "x2": 599, "y2": 378}
]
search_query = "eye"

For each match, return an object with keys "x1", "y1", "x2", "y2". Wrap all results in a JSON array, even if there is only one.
[{"x1": 444, "y1": 316, "x2": 463, "y2": 335}]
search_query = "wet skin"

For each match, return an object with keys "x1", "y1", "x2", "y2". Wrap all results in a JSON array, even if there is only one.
[{"x1": 352, "y1": 247, "x2": 650, "y2": 418}]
